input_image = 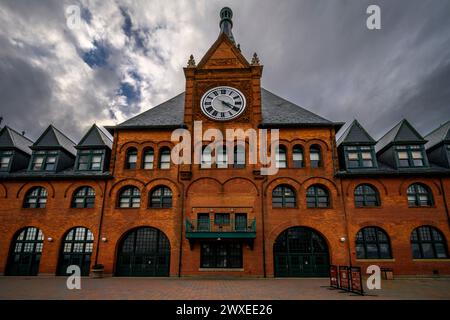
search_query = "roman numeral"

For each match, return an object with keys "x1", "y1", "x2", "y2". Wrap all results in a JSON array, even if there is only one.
[
  {"x1": 213, "y1": 91, "x2": 218, "y2": 96},
  {"x1": 233, "y1": 96, "x2": 240, "y2": 100},
  {"x1": 206, "y1": 106, "x2": 213, "y2": 112},
  {"x1": 212, "y1": 110, "x2": 218, "y2": 116},
  {"x1": 235, "y1": 101, "x2": 242, "y2": 105},
  {"x1": 220, "y1": 90, "x2": 226, "y2": 94},
  {"x1": 232, "y1": 106, "x2": 240, "y2": 111},
  {"x1": 205, "y1": 101, "x2": 211, "y2": 105},
  {"x1": 220, "y1": 112, "x2": 225, "y2": 117},
  {"x1": 228, "y1": 111, "x2": 233, "y2": 116}
]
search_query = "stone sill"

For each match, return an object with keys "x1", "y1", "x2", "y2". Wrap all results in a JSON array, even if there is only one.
[
  {"x1": 412, "y1": 259, "x2": 450, "y2": 262},
  {"x1": 199, "y1": 268, "x2": 244, "y2": 272},
  {"x1": 355, "y1": 259, "x2": 395, "y2": 262}
]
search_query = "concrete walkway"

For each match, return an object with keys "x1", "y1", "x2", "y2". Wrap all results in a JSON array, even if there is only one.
[{"x1": 0, "y1": 277, "x2": 449, "y2": 300}]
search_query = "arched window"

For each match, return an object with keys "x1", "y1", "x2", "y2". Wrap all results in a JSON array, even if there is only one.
[
  {"x1": 142, "y1": 148, "x2": 154, "y2": 169},
  {"x1": 310, "y1": 145, "x2": 322, "y2": 168},
  {"x1": 23, "y1": 187, "x2": 47, "y2": 208},
  {"x1": 407, "y1": 183, "x2": 433, "y2": 207},
  {"x1": 354, "y1": 184, "x2": 380, "y2": 207},
  {"x1": 72, "y1": 186, "x2": 95, "y2": 208},
  {"x1": 411, "y1": 226, "x2": 448, "y2": 259},
  {"x1": 275, "y1": 145, "x2": 287, "y2": 168},
  {"x1": 233, "y1": 144, "x2": 245, "y2": 168},
  {"x1": 118, "y1": 186, "x2": 141, "y2": 208},
  {"x1": 306, "y1": 185, "x2": 329, "y2": 208},
  {"x1": 355, "y1": 227, "x2": 392, "y2": 259},
  {"x1": 57, "y1": 227, "x2": 94, "y2": 276},
  {"x1": 159, "y1": 147, "x2": 171, "y2": 169},
  {"x1": 125, "y1": 148, "x2": 138, "y2": 169},
  {"x1": 149, "y1": 186, "x2": 173, "y2": 208},
  {"x1": 293, "y1": 145, "x2": 304, "y2": 168},
  {"x1": 272, "y1": 185, "x2": 296, "y2": 208},
  {"x1": 6, "y1": 227, "x2": 44, "y2": 276}
]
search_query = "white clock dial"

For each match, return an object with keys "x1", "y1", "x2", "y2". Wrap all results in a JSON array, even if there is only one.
[{"x1": 200, "y1": 86, "x2": 246, "y2": 121}]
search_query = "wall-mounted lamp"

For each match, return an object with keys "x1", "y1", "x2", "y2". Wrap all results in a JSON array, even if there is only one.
[
  {"x1": 47, "y1": 237, "x2": 53, "y2": 242},
  {"x1": 101, "y1": 237, "x2": 108, "y2": 242},
  {"x1": 210, "y1": 208, "x2": 214, "y2": 212},
  {"x1": 340, "y1": 237, "x2": 346, "y2": 243}
]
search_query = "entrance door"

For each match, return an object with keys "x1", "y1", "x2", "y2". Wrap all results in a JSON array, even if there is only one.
[
  {"x1": 116, "y1": 227, "x2": 170, "y2": 277},
  {"x1": 57, "y1": 227, "x2": 94, "y2": 276},
  {"x1": 274, "y1": 227, "x2": 329, "y2": 277},
  {"x1": 6, "y1": 227, "x2": 44, "y2": 276}
]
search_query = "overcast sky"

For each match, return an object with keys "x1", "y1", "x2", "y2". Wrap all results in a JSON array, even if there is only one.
[{"x1": 0, "y1": 0, "x2": 449, "y2": 143}]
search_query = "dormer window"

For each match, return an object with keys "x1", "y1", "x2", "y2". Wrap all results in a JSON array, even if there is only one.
[
  {"x1": 0, "y1": 150, "x2": 13, "y2": 171},
  {"x1": 345, "y1": 146, "x2": 375, "y2": 168},
  {"x1": 76, "y1": 149, "x2": 105, "y2": 171},
  {"x1": 396, "y1": 145, "x2": 425, "y2": 167},
  {"x1": 30, "y1": 151, "x2": 58, "y2": 171}
]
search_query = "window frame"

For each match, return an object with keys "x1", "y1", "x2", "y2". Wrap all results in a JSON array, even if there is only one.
[
  {"x1": 407, "y1": 183, "x2": 433, "y2": 207},
  {"x1": 142, "y1": 148, "x2": 154, "y2": 170},
  {"x1": 125, "y1": 148, "x2": 138, "y2": 169},
  {"x1": 233, "y1": 144, "x2": 245, "y2": 169},
  {"x1": 29, "y1": 150, "x2": 59, "y2": 172},
  {"x1": 272, "y1": 185, "x2": 296, "y2": 208},
  {"x1": 23, "y1": 187, "x2": 48, "y2": 209},
  {"x1": 411, "y1": 226, "x2": 448, "y2": 259},
  {"x1": 149, "y1": 186, "x2": 173, "y2": 208},
  {"x1": 200, "y1": 242, "x2": 243, "y2": 269},
  {"x1": 354, "y1": 184, "x2": 381, "y2": 207},
  {"x1": 159, "y1": 147, "x2": 171, "y2": 169},
  {"x1": 117, "y1": 186, "x2": 141, "y2": 208},
  {"x1": 0, "y1": 150, "x2": 14, "y2": 172},
  {"x1": 292, "y1": 145, "x2": 304, "y2": 168},
  {"x1": 75, "y1": 149, "x2": 105, "y2": 171},
  {"x1": 309, "y1": 145, "x2": 322, "y2": 168},
  {"x1": 395, "y1": 145, "x2": 427, "y2": 168},
  {"x1": 275, "y1": 145, "x2": 287, "y2": 169},
  {"x1": 355, "y1": 227, "x2": 392, "y2": 259},
  {"x1": 306, "y1": 185, "x2": 330, "y2": 208},
  {"x1": 344, "y1": 145, "x2": 376, "y2": 169},
  {"x1": 71, "y1": 186, "x2": 96, "y2": 208}
]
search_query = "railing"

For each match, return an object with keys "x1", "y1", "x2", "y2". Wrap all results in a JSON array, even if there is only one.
[{"x1": 185, "y1": 218, "x2": 256, "y2": 238}]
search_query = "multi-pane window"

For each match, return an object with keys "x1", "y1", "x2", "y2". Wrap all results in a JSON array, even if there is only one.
[
  {"x1": 407, "y1": 184, "x2": 433, "y2": 207},
  {"x1": 272, "y1": 185, "x2": 296, "y2": 208},
  {"x1": 0, "y1": 150, "x2": 13, "y2": 171},
  {"x1": 76, "y1": 149, "x2": 104, "y2": 171},
  {"x1": 142, "y1": 148, "x2": 154, "y2": 169},
  {"x1": 72, "y1": 186, "x2": 95, "y2": 208},
  {"x1": 159, "y1": 147, "x2": 171, "y2": 169},
  {"x1": 345, "y1": 146, "x2": 375, "y2": 168},
  {"x1": 275, "y1": 145, "x2": 287, "y2": 168},
  {"x1": 149, "y1": 186, "x2": 172, "y2": 208},
  {"x1": 217, "y1": 145, "x2": 228, "y2": 168},
  {"x1": 118, "y1": 186, "x2": 141, "y2": 208},
  {"x1": 201, "y1": 146, "x2": 212, "y2": 169},
  {"x1": 125, "y1": 148, "x2": 137, "y2": 169},
  {"x1": 396, "y1": 145, "x2": 425, "y2": 167},
  {"x1": 293, "y1": 145, "x2": 304, "y2": 168},
  {"x1": 233, "y1": 145, "x2": 245, "y2": 168},
  {"x1": 354, "y1": 184, "x2": 380, "y2": 207},
  {"x1": 356, "y1": 227, "x2": 392, "y2": 259},
  {"x1": 201, "y1": 242, "x2": 242, "y2": 268},
  {"x1": 310, "y1": 145, "x2": 322, "y2": 168},
  {"x1": 197, "y1": 214, "x2": 210, "y2": 231},
  {"x1": 30, "y1": 151, "x2": 58, "y2": 171},
  {"x1": 23, "y1": 187, "x2": 47, "y2": 208},
  {"x1": 306, "y1": 185, "x2": 330, "y2": 208},
  {"x1": 214, "y1": 213, "x2": 230, "y2": 225},
  {"x1": 411, "y1": 226, "x2": 448, "y2": 259}
]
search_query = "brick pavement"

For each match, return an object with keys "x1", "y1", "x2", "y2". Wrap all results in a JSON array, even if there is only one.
[{"x1": 0, "y1": 277, "x2": 449, "y2": 300}]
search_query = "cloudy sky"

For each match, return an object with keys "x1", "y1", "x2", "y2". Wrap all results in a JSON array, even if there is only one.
[{"x1": 0, "y1": 0, "x2": 449, "y2": 143}]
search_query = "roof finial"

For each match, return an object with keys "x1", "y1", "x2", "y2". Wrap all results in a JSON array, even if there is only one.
[
  {"x1": 251, "y1": 52, "x2": 260, "y2": 65},
  {"x1": 187, "y1": 54, "x2": 196, "y2": 67},
  {"x1": 219, "y1": 7, "x2": 236, "y2": 44}
]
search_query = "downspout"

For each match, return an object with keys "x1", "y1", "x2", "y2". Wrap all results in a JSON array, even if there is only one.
[
  {"x1": 177, "y1": 168, "x2": 185, "y2": 277},
  {"x1": 339, "y1": 178, "x2": 353, "y2": 266},
  {"x1": 261, "y1": 175, "x2": 268, "y2": 277},
  {"x1": 94, "y1": 179, "x2": 108, "y2": 265}
]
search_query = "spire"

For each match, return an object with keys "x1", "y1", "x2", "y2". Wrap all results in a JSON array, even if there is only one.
[{"x1": 219, "y1": 7, "x2": 235, "y2": 44}]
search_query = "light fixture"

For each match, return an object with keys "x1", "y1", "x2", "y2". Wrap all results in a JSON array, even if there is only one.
[
  {"x1": 47, "y1": 237, "x2": 53, "y2": 242},
  {"x1": 340, "y1": 237, "x2": 346, "y2": 243},
  {"x1": 217, "y1": 237, "x2": 221, "y2": 241},
  {"x1": 101, "y1": 237, "x2": 107, "y2": 242}
]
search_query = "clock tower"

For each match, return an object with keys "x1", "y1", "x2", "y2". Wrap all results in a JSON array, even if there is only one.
[{"x1": 183, "y1": 7, "x2": 263, "y2": 130}]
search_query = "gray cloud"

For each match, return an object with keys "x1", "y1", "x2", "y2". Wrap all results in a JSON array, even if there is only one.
[{"x1": 0, "y1": 0, "x2": 449, "y2": 142}]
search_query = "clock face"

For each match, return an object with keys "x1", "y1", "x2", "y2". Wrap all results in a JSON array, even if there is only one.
[{"x1": 200, "y1": 86, "x2": 246, "y2": 121}]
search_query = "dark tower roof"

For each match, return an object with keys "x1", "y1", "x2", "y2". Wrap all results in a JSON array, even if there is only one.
[
  {"x1": 424, "y1": 120, "x2": 450, "y2": 150},
  {"x1": 77, "y1": 124, "x2": 113, "y2": 149},
  {"x1": 336, "y1": 120, "x2": 375, "y2": 146},
  {"x1": 32, "y1": 125, "x2": 77, "y2": 156},
  {"x1": 219, "y1": 7, "x2": 235, "y2": 44},
  {"x1": 0, "y1": 126, "x2": 34, "y2": 154},
  {"x1": 375, "y1": 119, "x2": 425, "y2": 153}
]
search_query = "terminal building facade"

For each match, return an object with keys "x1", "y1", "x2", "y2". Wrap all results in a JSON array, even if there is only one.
[{"x1": 1, "y1": 8, "x2": 449, "y2": 278}]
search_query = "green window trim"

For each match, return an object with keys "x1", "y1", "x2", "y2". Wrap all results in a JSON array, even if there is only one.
[
  {"x1": 29, "y1": 150, "x2": 59, "y2": 172},
  {"x1": 72, "y1": 186, "x2": 96, "y2": 208},
  {"x1": 272, "y1": 185, "x2": 296, "y2": 208},
  {"x1": 344, "y1": 145, "x2": 376, "y2": 169},
  {"x1": 354, "y1": 184, "x2": 380, "y2": 207},
  {"x1": 125, "y1": 148, "x2": 138, "y2": 169},
  {"x1": 23, "y1": 187, "x2": 48, "y2": 208},
  {"x1": 306, "y1": 185, "x2": 330, "y2": 208},
  {"x1": 356, "y1": 227, "x2": 392, "y2": 259},
  {"x1": 0, "y1": 150, "x2": 14, "y2": 172},
  {"x1": 75, "y1": 149, "x2": 105, "y2": 171},
  {"x1": 407, "y1": 183, "x2": 433, "y2": 207},
  {"x1": 411, "y1": 226, "x2": 449, "y2": 259},
  {"x1": 149, "y1": 186, "x2": 173, "y2": 208},
  {"x1": 395, "y1": 145, "x2": 427, "y2": 168},
  {"x1": 118, "y1": 186, "x2": 141, "y2": 208}
]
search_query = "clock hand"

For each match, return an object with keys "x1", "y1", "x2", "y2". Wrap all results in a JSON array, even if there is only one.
[{"x1": 220, "y1": 100, "x2": 234, "y2": 108}]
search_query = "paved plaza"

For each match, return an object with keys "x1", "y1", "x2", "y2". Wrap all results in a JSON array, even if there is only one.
[{"x1": 0, "y1": 276, "x2": 450, "y2": 300}]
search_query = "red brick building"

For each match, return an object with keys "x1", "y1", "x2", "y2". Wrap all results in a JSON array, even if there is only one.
[{"x1": 1, "y1": 7, "x2": 449, "y2": 278}]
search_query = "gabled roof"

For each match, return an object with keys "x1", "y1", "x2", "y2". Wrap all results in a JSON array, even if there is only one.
[
  {"x1": 109, "y1": 89, "x2": 340, "y2": 131},
  {"x1": 337, "y1": 120, "x2": 375, "y2": 146},
  {"x1": 375, "y1": 119, "x2": 425, "y2": 153},
  {"x1": 0, "y1": 126, "x2": 34, "y2": 154},
  {"x1": 77, "y1": 124, "x2": 113, "y2": 149},
  {"x1": 260, "y1": 89, "x2": 339, "y2": 128},
  {"x1": 32, "y1": 125, "x2": 77, "y2": 156},
  {"x1": 424, "y1": 120, "x2": 450, "y2": 150}
]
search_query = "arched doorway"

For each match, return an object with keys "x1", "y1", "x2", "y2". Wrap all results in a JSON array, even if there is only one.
[
  {"x1": 116, "y1": 227, "x2": 170, "y2": 277},
  {"x1": 57, "y1": 227, "x2": 94, "y2": 276},
  {"x1": 274, "y1": 227, "x2": 329, "y2": 277},
  {"x1": 6, "y1": 227, "x2": 44, "y2": 276}
]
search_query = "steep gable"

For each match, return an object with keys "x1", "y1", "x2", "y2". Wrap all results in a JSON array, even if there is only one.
[{"x1": 337, "y1": 120, "x2": 375, "y2": 146}]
